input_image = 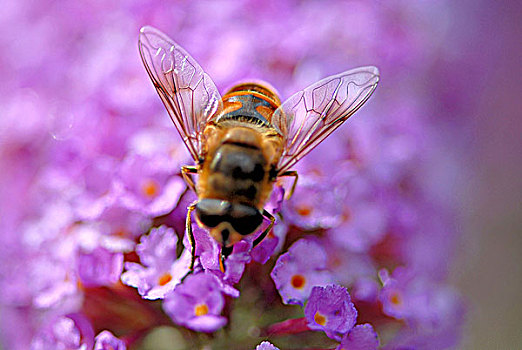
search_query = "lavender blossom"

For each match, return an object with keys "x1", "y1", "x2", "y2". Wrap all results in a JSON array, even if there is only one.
[
  {"x1": 336, "y1": 324, "x2": 379, "y2": 350},
  {"x1": 304, "y1": 285, "x2": 358, "y2": 341},
  {"x1": 256, "y1": 341, "x2": 280, "y2": 350},
  {"x1": 163, "y1": 273, "x2": 227, "y2": 332},
  {"x1": 94, "y1": 330, "x2": 127, "y2": 350},
  {"x1": 251, "y1": 218, "x2": 287, "y2": 264},
  {"x1": 271, "y1": 239, "x2": 333, "y2": 305},
  {"x1": 378, "y1": 268, "x2": 465, "y2": 349},
  {"x1": 77, "y1": 247, "x2": 123, "y2": 287},
  {"x1": 121, "y1": 226, "x2": 190, "y2": 299},
  {"x1": 30, "y1": 314, "x2": 94, "y2": 350},
  {"x1": 284, "y1": 177, "x2": 343, "y2": 230},
  {"x1": 117, "y1": 153, "x2": 185, "y2": 217}
]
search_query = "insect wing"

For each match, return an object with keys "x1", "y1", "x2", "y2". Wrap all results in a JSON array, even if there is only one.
[
  {"x1": 272, "y1": 66, "x2": 379, "y2": 174},
  {"x1": 139, "y1": 26, "x2": 222, "y2": 161}
]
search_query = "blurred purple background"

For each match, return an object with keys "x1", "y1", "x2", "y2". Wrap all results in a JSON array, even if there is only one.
[{"x1": 0, "y1": 0, "x2": 520, "y2": 349}]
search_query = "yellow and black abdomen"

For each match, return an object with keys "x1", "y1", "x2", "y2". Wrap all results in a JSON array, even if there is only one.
[{"x1": 207, "y1": 142, "x2": 267, "y2": 205}]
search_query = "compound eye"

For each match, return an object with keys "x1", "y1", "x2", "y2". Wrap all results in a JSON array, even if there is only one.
[
  {"x1": 229, "y1": 204, "x2": 263, "y2": 236},
  {"x1": 196, "y1": 199, "x2": 230, "y2": 228}
]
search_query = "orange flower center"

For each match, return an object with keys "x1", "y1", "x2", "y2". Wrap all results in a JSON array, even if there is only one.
[
  {"x1": 158, "y1": 273, "x2": 172, "y2": 286},
  {"x1": 291, "y1": 274, "x2": 306, "y2": 289},
  {"x1": 194, "y1": 303, "x2": 209, "y2": 316},
  {"x1": 142, "y1": 179, "x2": 159, "y2": 198},
  {"x1": 314, "y1": 311, "x2": 327, "y2": 326},
  {"x1": 390, "y1": 292, "x2": 402, "y2": 306},
  {"x1": 296, "y1": 204, "x2": 313, "y2": 217},
  {"x1": 341, "y1": 207, "x2": 352, "y2": 222}
]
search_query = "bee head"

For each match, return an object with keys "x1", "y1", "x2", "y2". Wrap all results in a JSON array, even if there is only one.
[{"x1": 195, "y1": 199, "x2": 264, "y2": 247}]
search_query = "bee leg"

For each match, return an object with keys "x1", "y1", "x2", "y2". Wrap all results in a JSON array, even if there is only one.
[
  {"x1": 253, "y1": 209, "x2": 275, "y2": 248},
  {"x1": 181, "y1": 165, "x2": 198, "y2": 193},
  {"x1": 219, "y1": 245, "x2": 233, "y2": 273},
  {"x1": 279, "y1": 170, "x2": 299, "y2": 200},
  {"x1": 185, "y1": 201, "x2": 198, "y2": 271}
]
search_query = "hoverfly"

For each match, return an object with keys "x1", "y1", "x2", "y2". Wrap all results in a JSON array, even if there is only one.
[{"x1": 138, "y1": 26, "x2": 379, "y2": 270}]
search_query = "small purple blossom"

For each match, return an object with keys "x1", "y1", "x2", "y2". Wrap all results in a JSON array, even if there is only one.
[
  {"x1": 251, "y1": 218, "x2": 286, "y2": 264},
  {"x1": 284, "y1": 177, "x2": 342, "y2": 230},
  {"x1": 256, "y1": 341, "x2": 280, "y2": 350},
  {"x1": 93, "y1": 204, "x2": 152, "y2": 240},
  {"x1": 77, "y1": 247, "x2": 123, "y2": 287},
  {"x1": 188, "y1": 224, "x2": 221, "y2": 272},
  {"x1": 121, "y1": 226, "x2": 190, "y2": 300},
  {"x1": 222, "y1": 240, "x2": 253, "y2": 284},
  {"x1": 325, "y1": 167, "x2": 389, "y2": 254},
  {"x1": 163, "y1": 272, "x2": 227, "y2": 332},
  {"x1": 29, "y1": 255, "x2": 81, "y2": 310},
  {"x1": 182, "y1": 224, "x2": 242, "y2": 297},
  {"x1": 117, "y1": 153, "x2": 185, "y2": 217},
  {"x1": 352, "y1": 278, "x2": 380, "y2": 303},
  {"x1": 378, "y1": 267, "x2": 465, "y2": 349},
  {"x1": 336, "y1": 324, "x2": 379, "y2": 350},
  {"x1": 30, "y1": 314, "x2": 94, "y2": 350},
  {"x1": 264, "y1": 184, "x2": 285, "y2": 215},
  {"x1": 187, "y1": 223, "x2": 252, "y2": 285},
  {"x1": 271, "y1": 239, "x2": 333, "y2": 305},
  {"x1": 304, "y1": 285, "x2": 358, "y2": 341},
  {"x1": 94, "y1": 330, "x2": 126, "y2": 350}
]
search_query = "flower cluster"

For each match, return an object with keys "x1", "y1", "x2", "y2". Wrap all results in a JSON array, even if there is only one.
[{"x1": 0, "y1": 0, "x2": 480, "y2": 349}]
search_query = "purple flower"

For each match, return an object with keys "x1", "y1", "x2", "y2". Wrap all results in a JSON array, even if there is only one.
[
  {"x1": 117, "y1": 153, "x2": 185, "y2": 217},
  {"x1": 264, "y1": 184, "x2": 285, "y2": 215},
  {"x1": 180, "y1": 224, "x2": 243, "y2": 297},
  {"x1": 336, "y1": 324, "x2": 379, "y2": 350},
  {"x1": 271, "y1": 239, "x2": 333, "y2": 305},
  {"x1": 163, "y1": 272, "x2": 227, "y2": 332},
  {"x1": 351, "y1": 277, "x2": 380, "y2": 303},
  {"x1": 90, "y1": 204, "x2": 152, "y2": 241},
  {"x1": 187, "y1": 224, "x2": 221, "y2": 272},
  {"x1": 29, "y1": 255, "x2": 81, "y2": 310},
  {"x1": 328, "y1": 177, "x2": 388, "y2": 253},
  {"x1": 94, "y1": 330, "x2": 126, "y2": 350},
  {"x1": 256, "y1": 341, "x2": 280, "y2": 350},
  {"x1": 77, "y1": 247, "x2": 123, "y2": 287},
  {"x1": 222, "y1": 240, "x2": 253, "y2": 284},
  {"x1": 284, "y1": 176, "x2": 343, "y2": 230},
  {"x1": 379, "y1": 267, "x2": 465, "y2": 347},
  {"x1": 251, "y1": 218, "x2": 287, "y2": 264},
  {"x1": 121, "y1": 226, "x2": 190, "y2": 300},
  {"x1": 127, "y1": 126, "x2": 190, "y2": 170},
  {"x1": 30, "y1": 314, "x2": 94, "y2": 350},
  {"x1": 187, "y1": 223, "x2": 251, "y2": 286},
  {"x1": 304, "y1": 285, "x2": 358, "y2": 341}
]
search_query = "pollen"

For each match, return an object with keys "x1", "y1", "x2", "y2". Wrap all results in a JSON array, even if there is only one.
[
  {"x1": 291, "y1": 274, "x2": 306, "y2": 289},
  {"x1": 310, "y1": 167, "x2": 323, "y2": 177},
  {"x1": 142, "y1": 179, "x2": 160, "y2": 198},
  {"x1": 341, "y1": 207, "x2": 352, "y2": 222},
  {"x1": 158, "y1": 273, "x2": 172, "y2": 286},
  {"x1": 314, "y1": 311, "x2": 327, "y2": 326},
  {"x1": 194, "y1": 303, "x2": 209, "y2": 316},
  {"x1": 296, "y1": 204, "x2": 313, "y2": 217},
  {"x1": 390, "y1": 292, "x2": 402, "y2": 306}
]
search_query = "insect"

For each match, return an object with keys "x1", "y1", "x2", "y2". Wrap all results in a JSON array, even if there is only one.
[{"x1": 138, "y1": 26, "x2": 379, "y2": 270}]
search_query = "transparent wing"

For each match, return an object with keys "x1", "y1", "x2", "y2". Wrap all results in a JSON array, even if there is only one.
[
  {"x1": 138, "y1": 26, "x2": 222, "y2": 161},
  {"x1": 272, "y1": 66, "x2": 379, "y2": 174}
]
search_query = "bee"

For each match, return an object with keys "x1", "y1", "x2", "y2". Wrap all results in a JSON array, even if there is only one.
[{"x1": 138, "y1": 26, "x2": 379, "y2": 270}]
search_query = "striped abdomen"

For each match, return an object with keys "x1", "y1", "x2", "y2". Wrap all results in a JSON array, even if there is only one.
[{"x1": 206, "y1": 141, "x2": 267, "y2": 205}]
